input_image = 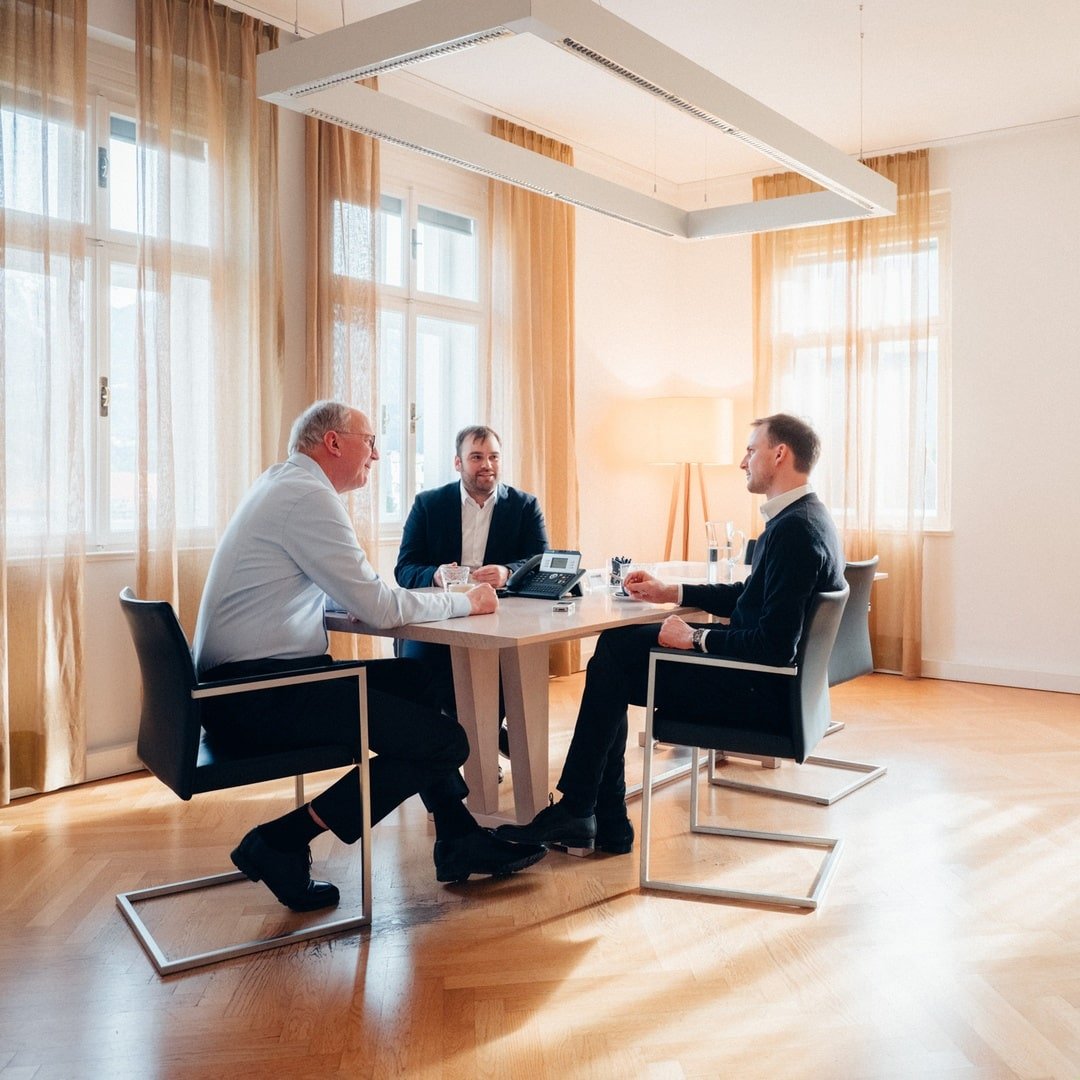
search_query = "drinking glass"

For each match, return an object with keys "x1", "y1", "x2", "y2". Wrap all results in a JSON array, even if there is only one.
[
  {"x1": 705, "y1": 521, "x2": 746, "y2": 583},
  {"x1": 441, "y1": 564, "x2": 472, "y2": 593}
]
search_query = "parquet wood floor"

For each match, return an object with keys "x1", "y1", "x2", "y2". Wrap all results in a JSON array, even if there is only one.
[{"x1": 1, "y1": 675, "x2": 1077, "y2": 1079}]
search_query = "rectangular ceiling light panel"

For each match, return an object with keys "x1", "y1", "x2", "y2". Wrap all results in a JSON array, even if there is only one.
[{"x1": 257, "y1": 0, "x2": 896, "y2": 239}]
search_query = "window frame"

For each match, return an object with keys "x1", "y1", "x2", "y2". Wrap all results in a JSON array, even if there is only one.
[
  {"x1": 88, "y1": 91, "x2": 140, "y2": 548},
  {"x1": 375, "y1": 150, "x2": 490, "y2": 540}
]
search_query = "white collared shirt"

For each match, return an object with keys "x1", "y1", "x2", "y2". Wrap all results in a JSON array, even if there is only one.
[
  {"x1": 460, "y1": 480, "x2": 498, "y2": 568},
  {"x1": 760, "y1": 483, "x2": 813, "y2": 522}
]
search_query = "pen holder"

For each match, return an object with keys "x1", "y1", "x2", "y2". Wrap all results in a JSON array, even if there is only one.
[{"x1": 608, "y1": 555, "x2": 632, "y2": 595}]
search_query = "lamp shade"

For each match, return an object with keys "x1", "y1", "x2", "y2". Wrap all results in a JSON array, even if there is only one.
[{"x1": 645, "y1": 397, "x2": 734, "y2": 464}]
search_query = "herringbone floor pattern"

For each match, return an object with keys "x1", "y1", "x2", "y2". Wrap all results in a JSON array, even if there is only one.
[{"x1": 1, "y1": 675, "x2": 1077, "y2": 1079}]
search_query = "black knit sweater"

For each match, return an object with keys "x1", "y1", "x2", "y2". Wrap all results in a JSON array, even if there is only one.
[{"x1": 681, "y1": 493, "x2": 845, "y2": 667}]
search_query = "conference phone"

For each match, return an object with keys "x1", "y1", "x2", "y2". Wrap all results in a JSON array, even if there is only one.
[{"x1": 504, "y1": 549, "x2": 585, "y2": 599}]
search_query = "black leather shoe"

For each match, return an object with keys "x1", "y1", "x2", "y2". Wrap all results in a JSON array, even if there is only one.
[
  {"x1": 434, "y1": 829, "x2": 547, "y2": 883},
  {"x1": 494, "y1": 795, "x2": 597, "y2": 853},
  {"x1": 595, "y1": 815, "x2": 634, "y2": 855},
  {"x1": 231, "y1": 827, "x2": 340, "y2": 913}
]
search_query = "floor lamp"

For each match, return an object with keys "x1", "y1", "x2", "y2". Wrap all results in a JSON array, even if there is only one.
[{"x1": 647, "y1": 397, "x2": 734, "y2": 561}]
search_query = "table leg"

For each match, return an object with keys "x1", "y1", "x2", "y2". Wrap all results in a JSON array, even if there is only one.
[
  {"x1": 500, "y1": 642, "x2": 551, "y2": 823},
  {"x1": 449, "y1": 645, "x2": 501, "y2": 817}
]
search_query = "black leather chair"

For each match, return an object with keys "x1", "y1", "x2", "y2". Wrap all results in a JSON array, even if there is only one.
[
  {"x1": 829, "y1": 556, "x2": 880, "y2": 687},
  {"x1": 115, "y1": 587, "x2": 372, "y2": 975},
  {"x1": 640, "y1": 587, "x2": 848, "y2": 909},
  {"x1": 819, "y1": 556, "x2": 879, "y2": 735},
  {"x1": 707, "y1": 557, "x2": 887, "y2": 804}
]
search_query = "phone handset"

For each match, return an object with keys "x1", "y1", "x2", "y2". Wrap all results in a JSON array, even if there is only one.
[
  {"x1": 506, "y1": 554, "x2": 543, "y2": 592},
  {"x1": 505, "y1": 550, "x2": 585, "y2": 599}
]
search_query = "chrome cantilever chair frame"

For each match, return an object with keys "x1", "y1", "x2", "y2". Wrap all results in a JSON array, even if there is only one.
[
  {"x1": 640, "y1": 589, "x2": 847, "y2": 910},
  {"x1": 707, "y1": 557, "x2": 886, "y2": 805},
  {"x1": 115, "y1": 588, "x2": 372, "y2": 976}
]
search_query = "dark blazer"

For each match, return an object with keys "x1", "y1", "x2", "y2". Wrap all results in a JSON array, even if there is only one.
[{"x1": 394, "y1": 481, "x2": 549, "y2": 589}]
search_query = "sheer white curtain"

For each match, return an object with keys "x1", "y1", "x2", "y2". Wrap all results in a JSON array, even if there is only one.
[
  {"x1": 134, "y1": 0, "x2": 282, "y2": 635},
  {"x1": 487, "y1": 118, "x2": 578, "y2": 552},
  {"x1": 753, "y1": 150, "x2": 933, "y2": 675},
  {"x1": 305, "y1": 107, "x2": 381, "y2": 660},
  {"x1": 0, "y1": 0, "x2": 88, "y2": 804},
  {"x1": 487, "y1": 118, "x2": 579, "y2": 674}
]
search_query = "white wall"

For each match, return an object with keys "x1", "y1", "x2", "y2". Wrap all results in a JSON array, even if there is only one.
[
  {"x1": 574, "y1": 206, "x2": 757, "y2": 570},
  {"x1": 921, "y1": 121, "x2": 1080, "y2": 691}
]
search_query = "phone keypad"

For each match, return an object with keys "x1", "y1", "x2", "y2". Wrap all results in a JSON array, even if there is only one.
[{"x1": 522, "y1": 573, "x2": 575, "y2": 598}]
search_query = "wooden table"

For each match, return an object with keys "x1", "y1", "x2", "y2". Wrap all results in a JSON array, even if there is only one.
[{"x1": 326, "y1": 589, "x2": 700, "y2": 825}]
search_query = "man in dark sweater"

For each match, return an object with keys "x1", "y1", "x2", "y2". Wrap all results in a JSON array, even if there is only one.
[{"x1": 495, "y1": 413, "x2": 845, "y2": 856}]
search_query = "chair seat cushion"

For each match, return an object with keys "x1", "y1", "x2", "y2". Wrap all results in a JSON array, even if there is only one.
[
  {"x1": 654, "y1": 711, "x2": 797, "y2": 759},
  {"x1": 191, "y1": 733, "x2": 358, "y2": 794}
]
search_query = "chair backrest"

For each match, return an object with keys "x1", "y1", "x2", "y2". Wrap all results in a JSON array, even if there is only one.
[
  {"x1": 652, "y1": 586, "x2": 848, "y2": 764},
  {"x1": 828, "y1": 557, "x2": 879, "y2": 687},
  {"x1": 119, "y1": 587, "x2": 202, "y2": 800},
  {"x1": 789, "y1": 585, "x2": 849, "y2": 761}
]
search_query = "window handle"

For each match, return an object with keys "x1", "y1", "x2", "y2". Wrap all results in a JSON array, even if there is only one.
[
  {"x1": 99, "y1": 376, "x2": 110, "y2": 417},
  {"x1": 409, "y1": 401, "x2": 421, "y2": 435}
]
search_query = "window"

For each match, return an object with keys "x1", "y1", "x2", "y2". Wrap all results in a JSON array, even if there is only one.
[
  {"x1": 98, "y1": 107, "x2": 139, "y2": 538},
  {"x1": 373, "y1": 165, "x2": 487, "y2": 531},
  {"x1": 771, "y1": 193, "x2": 951, "y2": 529},
  {"x1": 1, "y1": 63, "x2": 217, "y2": 549},
  {"x1": 1, "y1": 88, "x2": 91, "y2": 544},
  {"x1": 97, "y1": 96, "x2": 216, "y2": 544}
]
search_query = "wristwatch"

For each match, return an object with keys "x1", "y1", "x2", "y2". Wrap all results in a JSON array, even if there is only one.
[{"x1": 691, "y1": 628, "x2": 708, "y2": 653}]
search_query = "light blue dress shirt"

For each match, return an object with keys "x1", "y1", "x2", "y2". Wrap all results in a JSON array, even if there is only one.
[{"x1": 194, "y1": 453, "x2": 470, "y2": 671}]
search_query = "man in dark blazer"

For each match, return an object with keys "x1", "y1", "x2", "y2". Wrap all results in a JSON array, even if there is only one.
[{"x1": 394, "y1": 425, "x2": 549, "y2": 716}]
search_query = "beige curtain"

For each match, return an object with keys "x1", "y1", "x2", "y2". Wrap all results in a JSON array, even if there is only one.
[
  {"x1": 305, "y1": 105, "x2": 380, "y2": 661},
  {"x1": 753, "y1": 150, "x2": 931, "y2": 676},
  {"x1": 134, "y1": 0, "x2": 283, "y2": 637},
  {"x1": 0, "y1": 0, "x2": 88, "y2": 805},
  {"x1": 488, "y1": 118, "x2": 580, "y2": 675}
]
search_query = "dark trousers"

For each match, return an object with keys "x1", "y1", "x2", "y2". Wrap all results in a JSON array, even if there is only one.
[
  {"x1": 556, "y1": 624, "x2": 785, "y2": 815},
  {"x1": 398, "y1": 639, "x2": 506, "y2": 721},
  {"x1": 200, "y1": 656, "x2": 469, "y2": 844}
]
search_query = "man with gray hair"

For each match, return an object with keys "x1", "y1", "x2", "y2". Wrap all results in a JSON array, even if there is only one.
[{"x1": 194, "y1": 401, "x2": 545, "y2": 913}]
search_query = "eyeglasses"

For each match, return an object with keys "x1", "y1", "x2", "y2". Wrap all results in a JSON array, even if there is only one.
[{"x1": 337, "y1": 431, "x2": 377, "y2": 451}]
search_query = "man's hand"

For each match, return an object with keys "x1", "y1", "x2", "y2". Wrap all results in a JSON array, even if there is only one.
[
  {"x1": 471, "y1": 563, "x2": 509, "y2": 588},
  {"x1": 466, "y1": 582, "x2": 499, "y2": 615},
  {"x1": 624, "y1": 571, "x2": 679, "y2": 604},
  {"x1": 657, "y1": 614, "x2": 694, "y2": 649}
]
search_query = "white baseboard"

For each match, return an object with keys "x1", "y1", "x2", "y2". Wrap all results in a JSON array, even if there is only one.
[
  {"x1": 920, "y1": 660, "x2": 1080, "y2": 695},
  {"x1": 86, "y1": 741, "x2": 143, "y2": 782},
  {"x1": 580, "y1": 640, "x2": 1077, "y2": 695}
]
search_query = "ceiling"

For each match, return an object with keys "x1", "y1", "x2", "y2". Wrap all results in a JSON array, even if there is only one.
[{"x1": 240, "y1": 0, "x2": 1080, "y2": 194}]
